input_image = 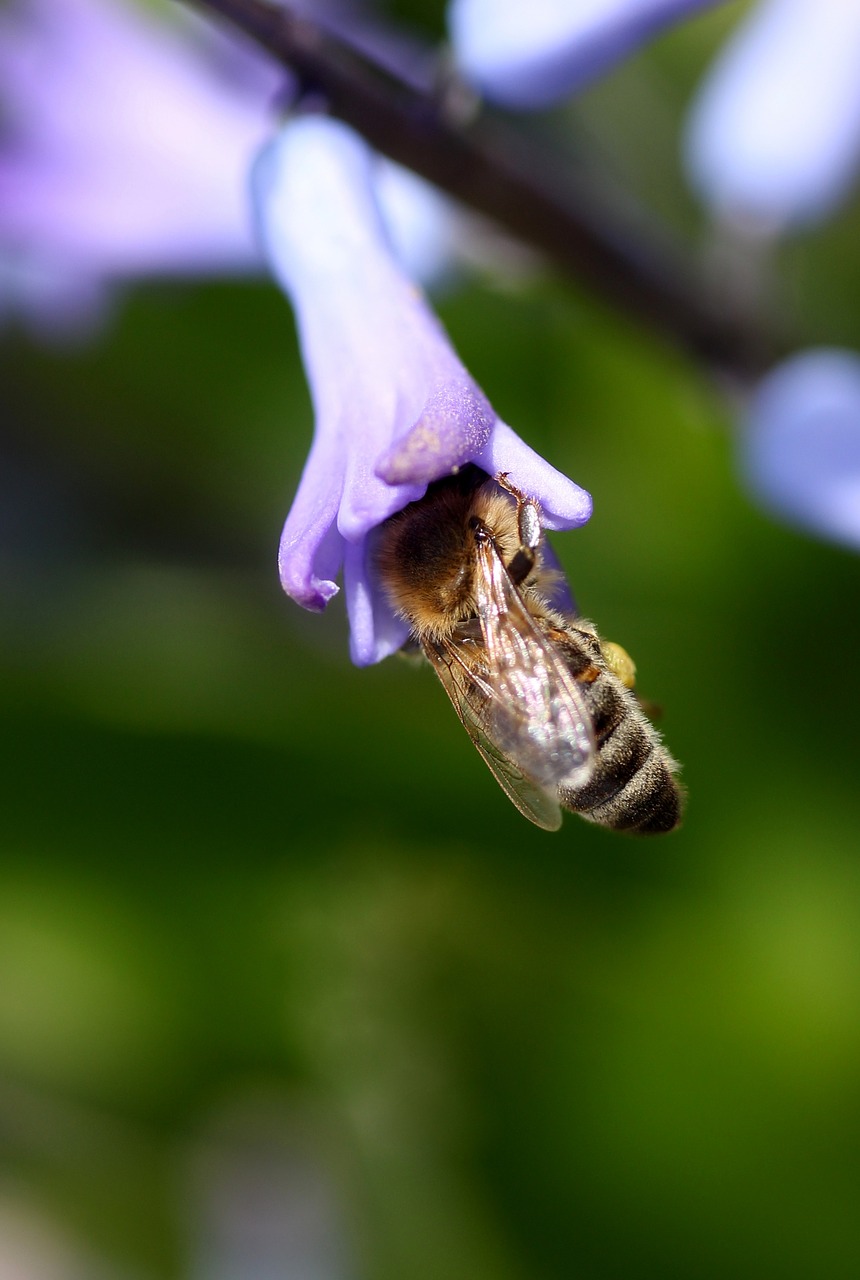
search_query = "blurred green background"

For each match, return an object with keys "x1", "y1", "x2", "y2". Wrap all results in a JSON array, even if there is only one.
[{"x1": 3, "y1": 3, "x2": 860, "y2": 1277}]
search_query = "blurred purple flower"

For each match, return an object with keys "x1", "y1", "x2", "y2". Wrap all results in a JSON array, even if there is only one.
[
  {"x1": 251, "y1": 116, "x2": 592, "y2": 665},
  {"x1": 0, "y1": 0, "x2": 467, "y2": 335},
  {"x1": 742, "y1": 349, "x2": 860, "y2": 550},
  {"x1": 447, "y1": 0, "x2": 718, "y2": 109},
  {"x1": 684, "y1": 0, "x2": 860, "y2": 229},
  {"x1": 0, "y1": 0, "x2": 286, "y2": 329}
]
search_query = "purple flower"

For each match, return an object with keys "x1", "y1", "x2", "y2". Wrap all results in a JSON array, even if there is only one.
[
  {"x1": 251, "y1": 116, "x2": 592, "y2": 665},
  {"x1": 0, "y1": 0, "x2": 284, "y2": 328},
  {"x1": 0, "y1": 0, "x2": 467, "y2": 335},
  {"x1": 447, "y1": 0, "x2": 718, "y2": 109},
  {"x1": 742, "y1": 349, "x2": 860, "y2": 550},
  {"x1": 684, "y1": 0, "x2": 860, "y2": 229}
]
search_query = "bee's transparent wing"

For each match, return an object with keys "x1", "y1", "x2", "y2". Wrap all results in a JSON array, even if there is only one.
[
  {"x1": 473, "y1": 537, "x2": 596, "y2": 791},
  {"x1": 424, "y1": 638, "x2": 563, "y2": 832}
]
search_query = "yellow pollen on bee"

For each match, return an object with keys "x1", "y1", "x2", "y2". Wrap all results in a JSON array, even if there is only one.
[{"x1": 601, "y1": 641, "x2": 637, "y2": 690}]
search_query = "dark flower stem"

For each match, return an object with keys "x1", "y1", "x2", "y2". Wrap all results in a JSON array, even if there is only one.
[{"x1": 188, "y1": 0, "x2": 779, "y2": 380}]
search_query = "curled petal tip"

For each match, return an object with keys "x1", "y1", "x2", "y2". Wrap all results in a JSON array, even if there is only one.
[
  {"x1": 279, "y1": 573, "x2": 340, "y2": 613},
  {"x1": 477, "y1": 420, "x2": 593, "y2": 530},
  {"x1": 278, "y1": 522, "x2": 343, "y2": 612},
  {"x1": 565, "y1": 486, "x2": 593, "y2": 526}
]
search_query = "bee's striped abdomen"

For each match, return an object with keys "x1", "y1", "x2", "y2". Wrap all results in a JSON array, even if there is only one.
[{"x1": 554, "y1": 629, "x2": 684, "y2": 834}]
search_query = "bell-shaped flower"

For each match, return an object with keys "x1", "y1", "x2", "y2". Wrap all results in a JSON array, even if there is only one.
[
  {"x1": 741, "y1": 348, "x2": 860, "y2": 550},
  {"x1": 251, "y1": 116, "x2": 592, "y2": 665},
  {"x1": 447, "y1": 0, "x2": 718, "y2": 109},
  {"x1": 684, "y1": 0, "x2": 860, "y2": 229}
]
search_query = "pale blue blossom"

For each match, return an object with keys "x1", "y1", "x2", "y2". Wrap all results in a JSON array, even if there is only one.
[
  {"x1": 448, "y1": 0, "x2": 717, "y2": 109},
  {"x1": 251, "y1": 117, "x2": 592, "y2": 665},
  {"x1": 684, "y1": 0, "x2": 860, "y2": 229},
  {"x1": 742, "y1": 349, "x2": 860, "y2": 550}
]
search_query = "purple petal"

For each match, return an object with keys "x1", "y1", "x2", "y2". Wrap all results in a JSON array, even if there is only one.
[
  {"x1": 448, "y1": 0, "x2": 719, "y2": 109},
  {"x1": 343, "y1": 539, "x2": 412, "y2": 666},
  {"x1": 278, "y1": 469, "x2": 344, "y2": 613},
  {"x1": 742, "y1": 349, "x2": 860, "y2": 549},
  {"x1": 684, "y1": 0, "x2": 860, "y2": 229},
  {"x1": 475, "y1": 421, "x2": 593, "y2": 530}
]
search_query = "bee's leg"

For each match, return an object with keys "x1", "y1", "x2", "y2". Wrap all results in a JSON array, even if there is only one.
[
  {"x1": 452, "y1": 617, "x2": 483, "y2": 642},
  {"x1": 495, "y1": 473, "x2": 542, "y2": 551},
  {"x1": 495, "y1": 471, "x2": 528, "y2": 506},
  {"x1": 495, "y1": 473, "x2": 542, "y2": 586},
  {"x1": 507, "y1": 543, "x2": 535, "y2": 587}
]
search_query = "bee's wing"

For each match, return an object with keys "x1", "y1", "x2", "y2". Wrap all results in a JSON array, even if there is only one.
[
  {"x1": 424, "y1": 638, "x2": 563, "y2": 832},
  {"x1": 473, "y1": 537, "x2": 596, "y2": 790}
]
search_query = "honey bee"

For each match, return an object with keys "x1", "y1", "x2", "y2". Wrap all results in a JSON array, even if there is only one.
[{"x1": 376, "y1": 465, "x2": 683, "y2": 833}]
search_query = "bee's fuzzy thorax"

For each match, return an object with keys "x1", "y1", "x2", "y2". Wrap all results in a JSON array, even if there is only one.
[{"x1": 376, "y1": 472, "x2": 531, "y2": 641}]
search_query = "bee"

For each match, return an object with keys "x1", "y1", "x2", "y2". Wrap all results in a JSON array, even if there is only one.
[{"x1": 376, "y1": 466, "x2": 683, "y2": 833}]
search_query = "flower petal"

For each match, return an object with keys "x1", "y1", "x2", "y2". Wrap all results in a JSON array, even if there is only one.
[
  {"x1": 475, "y1": 421, "x2": 593, "y2": 530},
  {"x1": 277, "y1": 448, "x2": 344, "y2": 612},
  {"x1": 343, "y1": 539, "x2": 411, "y2": 666}
]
